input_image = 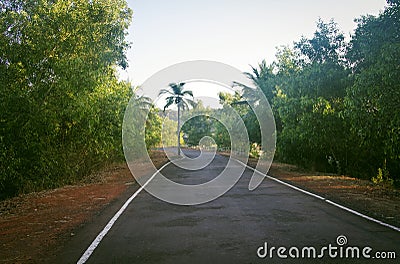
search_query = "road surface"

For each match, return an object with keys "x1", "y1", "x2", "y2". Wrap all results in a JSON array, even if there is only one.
[{"x1": 55, "y1": 150, "x2": 399, "y2": 263}]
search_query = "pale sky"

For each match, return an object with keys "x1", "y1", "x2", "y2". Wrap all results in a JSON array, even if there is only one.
[{"x1": 120, "y1": 0, "x2": 387, "y2": 87}]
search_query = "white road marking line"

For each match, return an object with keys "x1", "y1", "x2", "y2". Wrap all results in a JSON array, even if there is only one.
[
  {"x1": 76, "y1": 161, "x2": 172, "y2": 264},
  {"x1": 78, "y1": 154, "x2": 399, "y2": 263},
  {"x1": 233, "y1": 158, "x2": 400, "y2": 233}
]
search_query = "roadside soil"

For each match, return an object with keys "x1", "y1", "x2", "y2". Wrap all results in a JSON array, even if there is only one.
[
  {"x1": 0, "y1": 151, "x2": 167, "y2": 264},
  {"x1": 247, "y1": 158, "x2": 400, "y2": 229},
  {"x1": 0, "y1": 151, "x2": 399, "y2": 263}
]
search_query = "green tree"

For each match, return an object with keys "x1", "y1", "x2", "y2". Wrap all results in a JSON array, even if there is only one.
[
  {"x1": 295, "y1": 18, "x2": 347, "y2": 65},
  {"x1": 237, "y1": 60, "x2": 276, "y2": 102},
  {"x1": 161, "y1": 117, "x2": 178, "y2": 147},
  {"x1": 181, "y1": 101, "x2": 214, "y2": 147},
  {"x1": 239, "y1": 61, "x2": 277, "y2": 145},
  {"x1": 145, "y1": 106, "x2": 162, "y2": 150},
  {"x1": 274, "y1": 19, "x2": 350, "y2": 172},
  {"x1": 221, "y1": 61, "x2": 276, "y2": 147},
  {"x1": 0, "y1": 0, "x2": 132, "y2": 198},
  {"x1": 345, "y1": 0, "x2": 400, "y2": 182},
  {"x1": 159, "y1": 83, "x2": 195, "y2": 155}
]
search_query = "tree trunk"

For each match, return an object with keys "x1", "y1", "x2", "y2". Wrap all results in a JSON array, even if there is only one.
[{"x1": 177, "y1": 102, "x2": 181, "y2": 156}]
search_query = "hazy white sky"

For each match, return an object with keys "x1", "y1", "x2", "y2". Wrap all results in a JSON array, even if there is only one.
[{"x1": 121, "y1": 0, "x2": 387, "y2": 86}]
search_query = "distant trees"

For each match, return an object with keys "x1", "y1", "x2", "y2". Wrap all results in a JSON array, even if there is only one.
[
  {"x1": 180, "y1": 101, "x2": 213, "y2": 147},
  {"x1": 160, "y1": 117, "x2": 178, "y2": 147},
  {"x1": 145, "y1": 106, "x2": 163, "y2": 150}
]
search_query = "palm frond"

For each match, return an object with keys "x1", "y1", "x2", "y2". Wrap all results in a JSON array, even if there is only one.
[
  {"x1": 169, "y1": 82, "x2": 185, "y2": 95},
  {"x1": 161, "y1": 82, "x2": 194, "y2": 111},
  {"x1": 159, "y1": 88, "x2": 174, "y2": 96},
  {"x1": 163, "y1": 97, "x2": 174, "y2": 112},
  {"x1": 232, "y1": 81, "x2": 261, "y2": 102},
  {"x1": 230, "y1": 100, "x2": 249, "y2": 106},
  {"x1": 181, "y1": 98, "x2": 196, "y2": 110},
  {"x1": 182, "y1": 90, "x2": 193, "y2": 97},
  {"x1": 251, "y1": 65, "x2": 260, "y2": 79},
  {"x1": 132, "y1": 94, "x2": 152, "y2": 110}
]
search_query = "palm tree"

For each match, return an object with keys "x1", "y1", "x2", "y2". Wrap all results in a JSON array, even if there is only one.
[
  {"x1": 233, "y1": 60, "x2": 275, "y2": 104},
  {"x1": 159, "y1": 82, "x2": 195, "y2": 155},
  {"x1": 131, "y1": 86, "x2": 152, "y2": 110},
  {"x1": 123, "y1": 85, "x2": 153, "y2": 158}
]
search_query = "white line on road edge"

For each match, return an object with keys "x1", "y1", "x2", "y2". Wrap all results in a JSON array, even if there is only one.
[
  {"x1": 76, "y1": 161, "x2": 172, "y2": 264},
  {"x1": 233, "y1": 159, "x2": 400, "y2": 233}
]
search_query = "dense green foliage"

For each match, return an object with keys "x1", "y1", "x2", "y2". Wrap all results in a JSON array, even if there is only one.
[
  {"x1": 160, "y1": 116, "x2": 178, "y2": 147},
  {"x1": 0, "y1": 0, "x2": 133, "y2": 198},
  {"x1": 218, "y1": 91, "x2": 261, "y2": 148},
  {"x1": 273, "y1": 19, "x2": 350, "y2": 173},
  {"x1": 245, "y1": 1, "x2": 399, "y2": 184},
  {"x1": 343, "y1": 0, "x2": 400, "y2": 181},
  {"x1": 181, "y1": 102, "x2": 214, "y2": 147},
  {"x1": 145, "y1": 106, "x2": 163, "y2": 150}
]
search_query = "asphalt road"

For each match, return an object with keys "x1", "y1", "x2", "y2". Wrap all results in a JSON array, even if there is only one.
[{"x1": 55, "y1": 150, "x2": 399, "y2": 264}]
